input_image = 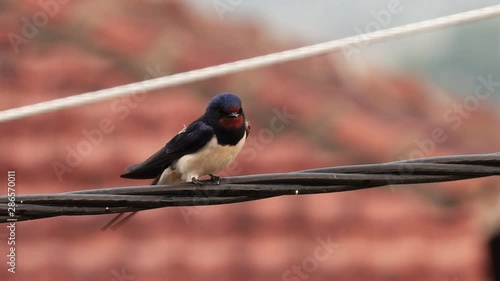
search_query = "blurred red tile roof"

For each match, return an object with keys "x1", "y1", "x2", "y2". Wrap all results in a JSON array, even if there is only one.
[{"x1": 0, "y1": 1, "x2": 499, "y2": 281}]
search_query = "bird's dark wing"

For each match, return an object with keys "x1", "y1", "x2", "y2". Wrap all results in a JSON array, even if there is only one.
[{"x1": 120, "y1": 120, "x2": 215, "y2": 179}]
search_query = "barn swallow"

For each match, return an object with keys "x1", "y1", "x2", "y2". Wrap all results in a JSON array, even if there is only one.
[
  {"x1": 102, "y1": 93, "x2": 249, "y2": 230},
  {"x1": 121, "y1": 93, "x2": 249, "y2": 185}
]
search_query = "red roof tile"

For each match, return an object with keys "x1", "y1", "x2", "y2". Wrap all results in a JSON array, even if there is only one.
[{"x1": 1, "y1": 1, "x2": 499, "y2": 281}]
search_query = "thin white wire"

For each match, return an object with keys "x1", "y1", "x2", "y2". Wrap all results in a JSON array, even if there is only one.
[{"x1": 1, "y1": 4, "x2": 500, "y2": 123}]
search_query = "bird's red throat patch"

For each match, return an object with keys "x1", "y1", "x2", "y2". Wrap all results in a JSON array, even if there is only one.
[{"x1": 219, "y1": 116, "x2": 243, "y2": 128}]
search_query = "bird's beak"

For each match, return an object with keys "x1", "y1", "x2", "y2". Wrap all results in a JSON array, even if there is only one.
[{"x1": 228, "y1": 112, "x2": 240, "y2": 118}]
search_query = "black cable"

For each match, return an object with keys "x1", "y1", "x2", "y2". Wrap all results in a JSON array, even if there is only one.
[{"x1": 1, "y1": 153, "x2": 499, "y2": 222}]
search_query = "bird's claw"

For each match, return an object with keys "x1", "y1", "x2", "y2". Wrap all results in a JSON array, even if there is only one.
[
  {"x1": 191, "y1": 177, "x2": 205, "y2": 186},
  {"x1": 209, "y1": 174, "x2": 222, "y2": 185}
]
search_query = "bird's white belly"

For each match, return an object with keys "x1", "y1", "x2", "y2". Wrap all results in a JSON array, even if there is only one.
[{"x1": 168, "y1": 136, "x2": 245, "y2": 182}]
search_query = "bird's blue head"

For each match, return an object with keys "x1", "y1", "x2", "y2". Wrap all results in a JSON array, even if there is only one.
[
  {"x1": 208, "y1": 93, "x2": 242, "y2": 111},
  {"x1": 206, "y1": 93, "x2": 245, "y2": 129}
]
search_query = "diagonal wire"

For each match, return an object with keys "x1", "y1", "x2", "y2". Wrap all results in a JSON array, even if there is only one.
[
  {"x1": 1, "y1": 5, "x2": 500, "y2": 123},
  {"x1": 0, "y1": 153, "x2": 499, "y2": 222}
]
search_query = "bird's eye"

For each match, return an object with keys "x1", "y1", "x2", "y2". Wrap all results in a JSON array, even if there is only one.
[
  {"x1": 238, "y1": 108, "x2": 243, "y2": 114},
  {"x1": 216, "y1": 109, "x2": 223, "y2": 113}
]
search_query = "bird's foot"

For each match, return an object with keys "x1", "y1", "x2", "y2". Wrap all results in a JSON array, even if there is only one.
[
  {"x1": 209, "y1": 174, "x2": 222, "y2": 185},
  {"x1": 191, "y1": 177, "x2": 205, "y2": 186}
]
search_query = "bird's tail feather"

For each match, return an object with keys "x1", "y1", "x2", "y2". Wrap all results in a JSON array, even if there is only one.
[{"x1": 105, "y1": 176, "x2": 160, "y2": 230}]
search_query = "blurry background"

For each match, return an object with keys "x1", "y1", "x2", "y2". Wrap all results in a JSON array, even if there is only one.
[{"x1": 1, "y1": 0, "x2": 500, "y2": 280}]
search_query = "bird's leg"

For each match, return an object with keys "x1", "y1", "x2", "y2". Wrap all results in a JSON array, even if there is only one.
[
  {"x1": 191, "y1": 177, "x2": 205, "y2": 186},
  {"x1": 209, "y1": 174, "x2": 222, "y2": 184}
]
